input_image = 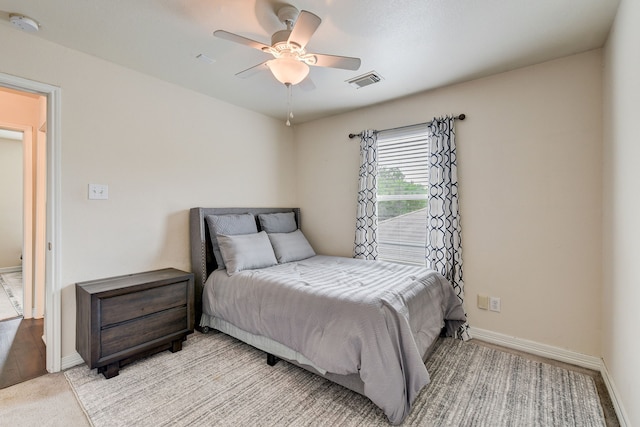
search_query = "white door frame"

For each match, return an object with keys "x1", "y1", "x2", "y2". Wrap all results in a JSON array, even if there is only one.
[{"x1": 0, "y1": 72, "x2": 62, "y2": 373}]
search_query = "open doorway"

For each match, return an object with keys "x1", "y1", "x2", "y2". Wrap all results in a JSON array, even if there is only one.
[
  {"x1": 0, "y1": 88, "x2": 48, "y2": 387},
  {"x1": 0, "y1": 127, "x2": 25, "y2": 322},
  {"x1": 0, "y1": 72, "x2": 61, "y2": 377}
]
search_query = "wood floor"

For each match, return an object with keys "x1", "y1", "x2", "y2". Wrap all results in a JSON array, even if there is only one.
[{"x1": 0, "y1": 317, "x2": 47, "y2": 389}]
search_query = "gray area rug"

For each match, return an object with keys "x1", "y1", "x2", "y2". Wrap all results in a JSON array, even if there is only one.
[
  {"x1": 65, "y1": 332, "x2": 606, "y2": 426},
  {"x1": 0, "y1": 272, "x2": 23, "y2": 320}
]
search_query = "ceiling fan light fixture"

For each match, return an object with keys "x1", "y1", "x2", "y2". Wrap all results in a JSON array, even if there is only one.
[{"x1": 267, "y1": 57, "x2": 309, "y2": 85}]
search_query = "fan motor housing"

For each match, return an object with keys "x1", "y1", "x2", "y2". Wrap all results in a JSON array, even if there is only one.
[{"x1": 277, "y1": 5, "x2": 299, "y2": 25}]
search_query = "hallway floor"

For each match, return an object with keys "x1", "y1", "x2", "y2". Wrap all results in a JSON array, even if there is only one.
[
  {"x1": 0, "y1": 317, "x2": 46, "y2": 389},
  {"x1": 0, "y1": 271, "x2": 23, "y2": 321}
]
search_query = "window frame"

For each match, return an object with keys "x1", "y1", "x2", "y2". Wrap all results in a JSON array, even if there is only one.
[{"x1": 376, "y1": 124, "x2": 430, "y2": 266}]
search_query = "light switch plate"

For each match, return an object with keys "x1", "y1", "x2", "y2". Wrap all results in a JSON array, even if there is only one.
[
  {"x1": 88, "y1": 184, "x2": 108, "y2": 200},
  {"x1": 489, "y1": 297, "x2": 501, "y2": 312}
]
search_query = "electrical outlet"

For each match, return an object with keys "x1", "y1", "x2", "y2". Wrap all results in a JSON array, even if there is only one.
[
  {"x1": 489, "y1": 297, "x2": 501, "y2": 312},
  {"x1": 477, "y1": 294, "x2": 488, "y2": 310}
]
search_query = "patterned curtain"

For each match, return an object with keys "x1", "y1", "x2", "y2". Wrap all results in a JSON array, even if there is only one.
[
  {"x1": 426, "y1": 116, "x2": 469, "y2": 340},
  {"x1": 353, "y1": 130, "x2": 378, "y2": 260}
]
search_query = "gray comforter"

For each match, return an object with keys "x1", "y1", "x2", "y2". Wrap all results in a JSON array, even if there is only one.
[{"x1": 202, "y1": 255, "x2": 466, "y2": 424}]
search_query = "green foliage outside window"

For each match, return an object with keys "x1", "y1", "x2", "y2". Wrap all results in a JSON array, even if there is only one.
[{"x1": 377, "y1": 167, "x2": 427, "y2": 221}]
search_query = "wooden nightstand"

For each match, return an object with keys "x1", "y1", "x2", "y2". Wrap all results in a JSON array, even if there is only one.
[{"x1": 76, "y1": 268, "x2": 194, "y2": 378}]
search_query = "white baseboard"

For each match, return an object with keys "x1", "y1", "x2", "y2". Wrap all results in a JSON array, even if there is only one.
[
  {"x1": 600, "y1": 360, "x2": 631, "y2": 427},
  {"x1": 0, "y1": 266, "x2": 21, "y2": 274},
  {"x1": 470, "y1": 327, "x2": 629, "y2": 427},
  {"x1": 61, "y1": 351, "x2": 85, "y2": 371},
  {"x1": 470, "y1": 327, "x2": 602, "y2": 370}
]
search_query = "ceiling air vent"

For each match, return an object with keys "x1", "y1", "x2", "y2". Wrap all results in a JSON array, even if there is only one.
[{"x1": 346, "y1": 71, "x2": 383, "y2": 89}]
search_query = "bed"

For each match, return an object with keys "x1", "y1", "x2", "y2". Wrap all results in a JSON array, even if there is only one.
[{"x1": 189, "y1": 207, "x2": 466, "y2": 425}]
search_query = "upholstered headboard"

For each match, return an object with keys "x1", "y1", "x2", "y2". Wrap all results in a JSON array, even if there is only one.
[{"x1": 189, "y1": 207, "x2": 301, "y2": 327}]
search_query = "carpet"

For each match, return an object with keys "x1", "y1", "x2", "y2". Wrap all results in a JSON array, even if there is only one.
[
  {"x1": 65, "y1": 332, "x2": 606, "y2": 427},
  {"x1": 0, "y1": 272, "x2": 23, "y2": 321},
  {"x1": 0, "y1": 372, "x2": 91, "y2": 427}
]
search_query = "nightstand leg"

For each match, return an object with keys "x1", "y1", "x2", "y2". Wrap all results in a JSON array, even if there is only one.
[
  {"x1": 99, "y1": 362, "x2": 120, "y2": 379},
  {"x1": 170, "y1": 339, "x2": 183, "y2": 353}
]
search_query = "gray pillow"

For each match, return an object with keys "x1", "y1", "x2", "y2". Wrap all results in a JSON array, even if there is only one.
[
  {"x1": 206, "y1": 213, "x2": 257, "y2": 269},
  {"x1": 217, "y1": 231, "x2": 278, "y2": 275},
  {"x1": 258, "y1": 212, "x2": 297, "y2": 233},
  {"x1": 268, "y1": 229, "x2": 316, "y2": 263}
]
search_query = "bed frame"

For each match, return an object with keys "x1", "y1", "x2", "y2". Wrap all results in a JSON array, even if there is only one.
[{"x1": 189, "y1": 206, "x2": 440, "y2": 401}]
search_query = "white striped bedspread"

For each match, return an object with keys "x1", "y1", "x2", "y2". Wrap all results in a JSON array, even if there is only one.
[{"x1": 202, "y1": 255, "x2": 466, "y2": 425}]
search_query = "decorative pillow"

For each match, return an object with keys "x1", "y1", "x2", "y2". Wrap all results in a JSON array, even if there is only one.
[
  {"x1": 268, "y1": 229, "x2": 316, "y2": 263},
  {"x1": 217, "y1": 231, "x2": 278, "y2": 275},
  {"x1": 258, "y1": 212, "x2": 297, "y2": 233},
  {"x1": 206, "y1": 213, "x2": 257, "y2": 269}
]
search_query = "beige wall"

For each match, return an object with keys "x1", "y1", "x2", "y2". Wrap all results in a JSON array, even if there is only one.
[
  {"x1": 603, "y1": 0, "x2": 640, "y2": 424},
  {"x1": 295, "y1": 50, "x2": 603, "y2": 358},
  {"x1": 0, "y1": 136, "x2": 22, "y2": 268},
  {"x1": 0, "y1": 25, "x2": 296, "y2": 358}
]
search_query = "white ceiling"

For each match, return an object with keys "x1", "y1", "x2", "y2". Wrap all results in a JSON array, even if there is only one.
[{"x1": 0, "y1": 0, "x2": 620, "y2": 124}]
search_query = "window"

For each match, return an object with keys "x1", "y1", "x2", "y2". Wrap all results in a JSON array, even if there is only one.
[{"x1": 377, "y1": 124, "x2": 430, "y2": 266}]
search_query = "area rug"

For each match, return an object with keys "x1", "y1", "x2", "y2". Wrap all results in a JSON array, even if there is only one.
[
  {"x1": 65, "y1": 332, "x2": 606, "y2": 427},
  {"x1": 0, "y1": 272, "x2": 23, "y2": 320}
]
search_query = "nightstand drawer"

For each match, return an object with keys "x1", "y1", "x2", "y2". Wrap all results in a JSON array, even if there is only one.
[
  {"x1": 101, "y1": 280, "x2": 188, "y2": 326},
  {"x1": 101, "y1": 306, "x2": 187, "y2": 357}
]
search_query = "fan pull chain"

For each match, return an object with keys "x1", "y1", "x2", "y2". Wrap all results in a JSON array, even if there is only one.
[{"x1": 285, "y1": 83, "x2": 294, "y2": 126}]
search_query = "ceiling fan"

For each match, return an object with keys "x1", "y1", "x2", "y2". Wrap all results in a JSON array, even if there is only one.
[{"x1": 214, "y1": 5, "x2": 361, "y2": 87}]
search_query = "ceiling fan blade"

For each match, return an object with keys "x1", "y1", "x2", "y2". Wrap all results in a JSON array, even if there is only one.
[
  {"x1": 287, "y1": 10, "x2": 321, "y2": 49},
  {"x1": 235, "y1": 61, "x2": 270, "y2": 79},
  {"x1": 214, "y1": 30, "x2": 270, "y2": 51},
  {"x1": 312, "y1": 54, "x2": 361, "y2": 71}
]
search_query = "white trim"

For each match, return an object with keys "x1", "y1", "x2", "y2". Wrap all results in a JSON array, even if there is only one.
[
  {"x1": 46, "y1": 82, "x2": 62, "y2": 373},
  {"x1": 471, "y1": 327, "x2": 630, "y2": 426},
  {"x1": 0, "y1": 72, "x2": 62, "y2": 373},
  {"x1": 470, "y1": 327, "x2": 601, "y2": 369},
  {"x1": 600, "y1": 361, "x2": 631, "y2": 427},
  {"x1": 0, "y1": 266, "x2": 22, "y2": 274},
  {"x1": 34, "y1": 109, "x2": 47, "y2": 319},
  {"x1": 22, "y1": 126, "x2": 34, "y2": 320},
  {"x1": 61, "y1": 351, "x2": 85, "y2": 371},
  {"x1": 0, "y1": 128, "x2": 23, "y2": 140}
]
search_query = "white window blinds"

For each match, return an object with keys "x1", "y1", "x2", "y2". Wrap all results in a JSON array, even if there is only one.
[{"x1": 377, "y1": 124, "x2": 429, "y2": 266}]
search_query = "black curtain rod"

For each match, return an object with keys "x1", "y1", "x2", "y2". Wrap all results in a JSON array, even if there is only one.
[{"x1": 348, "y1": 113, "x2": 466, "y2": 139}]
